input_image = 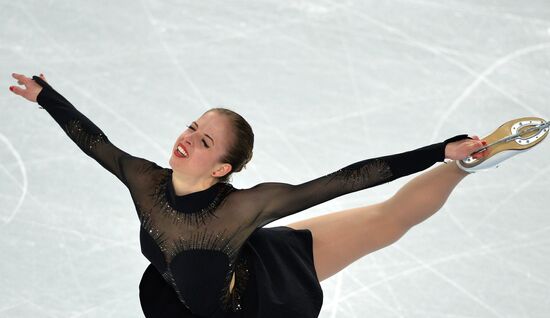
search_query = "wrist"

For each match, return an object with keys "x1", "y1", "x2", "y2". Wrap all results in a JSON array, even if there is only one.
[
  {"x1": 36, "y1": 87, "x2": 47, "y2": 107},
  {"x1": 442, "y1": 134, "x2": 471, "y2": 160}
]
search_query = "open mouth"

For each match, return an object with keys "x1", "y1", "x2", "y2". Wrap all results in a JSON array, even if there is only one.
[{"x1": 174, "y1": 143, "x2": 188, "y2": 158}]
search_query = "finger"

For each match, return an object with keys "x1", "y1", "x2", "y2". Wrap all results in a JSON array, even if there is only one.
[
  {"x1": 475, "y1": 151, "x2": 488, "y2": 159},
  {"x1": 39, "y1": 73, "x2": 47, "y2": 82},
  {"x1": 12, "y1": 73, "x2": 24, "y2": 85},
  {"x1": 12, "y1": 73, "x2": 31, "y2": 85},
  {"x1": 12, "y1": 73, "x2": 27, "y2": 81},
  {"x1": 474, "y1": 148, "x2": 487, "y2": 158},
  {"x1": 469, "y1": 141, "x2": 483, "y2": 150},
  {"x1": 473, "y1": 145, "x2": 489, "y2": 158},
  {"x1": 9, "y1": 85, "x2": 24, "y2": 96},
  {"x1": 470, "y1": 143, "x2": 484, "y2": 154}
]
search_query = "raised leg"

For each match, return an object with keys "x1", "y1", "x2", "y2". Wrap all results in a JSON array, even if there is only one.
[{"x1": 286, "y1": 161, "x2": 469, "y2": 282}]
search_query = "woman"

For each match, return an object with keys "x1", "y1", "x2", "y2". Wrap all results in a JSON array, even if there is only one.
[{"x1": 10, "y1": 72, "x2": 542, "y2": 318}]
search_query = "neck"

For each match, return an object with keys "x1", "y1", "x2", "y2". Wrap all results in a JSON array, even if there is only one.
[{"x1": 171, "y1": 170, "x2": 218, "y2": 196}]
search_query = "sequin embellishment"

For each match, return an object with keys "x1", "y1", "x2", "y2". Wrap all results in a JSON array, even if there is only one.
[
  {"x1": 151, "y1": 172, "x2": 235, "y2": 227},
  {"x1": 140, "y1": 173, "x2": 249, "y2": 312},
  {"x1": 65, "y1": 119, "x2": 108, "y2": 154},
  {"x1": 326, "y1": 158, "x2": 393, "y2": 189},
  {"x1": 220, "y1": 253, "x2": 250, "y2": 312}
]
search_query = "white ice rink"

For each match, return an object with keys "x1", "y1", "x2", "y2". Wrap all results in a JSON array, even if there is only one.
[{"x1": 1, "y1": 0, "x2": 550, "y2": 317}]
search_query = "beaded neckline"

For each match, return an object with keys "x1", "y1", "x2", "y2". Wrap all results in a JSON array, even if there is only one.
[
  {"x1": 150, "y1": 170, "x2": 235, "y2": 227},
  {"x1": 146, "y1": 169, "x2": 248, "y2": 312}
]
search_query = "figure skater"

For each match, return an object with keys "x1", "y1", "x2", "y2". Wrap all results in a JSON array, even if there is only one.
[{"x1": 9, "y1": 73, "x2": 548, "y2": 318}]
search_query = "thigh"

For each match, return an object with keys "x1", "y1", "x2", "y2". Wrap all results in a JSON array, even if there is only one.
[{"x1": 286, "y1": 202, "x2": 409, "y2": 282}]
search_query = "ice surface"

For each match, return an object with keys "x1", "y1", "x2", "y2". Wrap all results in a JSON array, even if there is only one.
[{"x1": 1, "y1": 0, "x2": 549, "y2": 317}]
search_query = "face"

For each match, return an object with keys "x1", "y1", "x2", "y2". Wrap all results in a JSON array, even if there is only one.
[{"x1": 169, "y1": 111, "x2": 233, "y2": 181}]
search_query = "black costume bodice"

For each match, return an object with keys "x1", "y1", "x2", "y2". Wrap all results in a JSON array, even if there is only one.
[
  {"x1": 138, "y1": 170, "x2": 250, "y2": 314},
  {"x1": 33, "y1": 75, "x2": 470, "y2": 317}
]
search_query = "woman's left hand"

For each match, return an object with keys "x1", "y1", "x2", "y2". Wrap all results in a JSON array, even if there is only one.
[{"x1": 445, "y1": 135, "x2": 488, "y2": 160}]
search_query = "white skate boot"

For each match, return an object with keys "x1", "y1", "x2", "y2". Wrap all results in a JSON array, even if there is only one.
[{"x1": 456, "y1": 117, "x2": 549, "y2": 173}]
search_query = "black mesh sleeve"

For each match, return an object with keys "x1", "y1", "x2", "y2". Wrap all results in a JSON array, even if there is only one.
[
  {"x1": 33, "y1": 76, "x2": 156, "y2": 190},
  {"x1": 247, "y1": 134, "x2": 471, "y2": 227}
]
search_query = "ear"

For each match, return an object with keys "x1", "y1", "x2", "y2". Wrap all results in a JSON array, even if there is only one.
[{"x1": 212, "y1": 163, "x2": 232, "y2": 178}]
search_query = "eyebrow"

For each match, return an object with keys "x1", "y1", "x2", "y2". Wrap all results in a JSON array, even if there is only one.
[{"x1": 192, "y1": 121, "x2": 215, "y2": 145}]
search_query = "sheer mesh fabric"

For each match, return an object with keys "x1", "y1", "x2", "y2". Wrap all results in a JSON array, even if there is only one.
[{"x1": 34, "y1": 76, "x2": 469, "y2": 317}]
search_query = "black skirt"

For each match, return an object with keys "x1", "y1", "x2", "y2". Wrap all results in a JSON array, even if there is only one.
[{"x1": 139, "y1": 226, "x2": 323, "y2": 318}]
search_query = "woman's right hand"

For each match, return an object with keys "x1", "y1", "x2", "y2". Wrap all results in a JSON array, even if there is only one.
[
  {"x1": 445, "y1": 135, "x2": 488, "y2": 160},
  {"x1": 9, "y1": 73, "x2": 48, "y2": 103}
]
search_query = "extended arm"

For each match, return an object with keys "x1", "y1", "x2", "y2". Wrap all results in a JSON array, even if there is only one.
[
  {"x1": 250, "y1": 135, "x2": 471, "y2": 227},
  {"x1": 10, "y1": 73, "x2": 155, "y2": 189}
]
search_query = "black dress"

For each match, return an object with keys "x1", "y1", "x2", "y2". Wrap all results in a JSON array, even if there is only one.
[{"x1": 33, "y1": 76, "x2": 470, "y2": 318}]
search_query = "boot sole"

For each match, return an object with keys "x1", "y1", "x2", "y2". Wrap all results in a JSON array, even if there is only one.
[{"x1": 458, "y1": 116, "x2": 549, "y2": 170}]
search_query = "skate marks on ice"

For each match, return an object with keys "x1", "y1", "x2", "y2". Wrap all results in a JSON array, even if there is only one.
[
  {"x1": 0, "y1": 133, "x2": 28, "y2": 224},
  {"x1": 3, "y1": 0, "x2": 550, "y2": 317},
  {"x1": 430, "y1": 43, "x2": 550, "y2": 142}
]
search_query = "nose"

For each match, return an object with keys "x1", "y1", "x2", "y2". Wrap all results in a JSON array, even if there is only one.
[{"x1": 182, "y1": 132, "x2": 195, "y2": 146}]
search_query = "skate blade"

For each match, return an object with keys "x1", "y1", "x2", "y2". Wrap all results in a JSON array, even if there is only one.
[{"x1": 460, "y1": 117, "x2": 549, "y2": 168}]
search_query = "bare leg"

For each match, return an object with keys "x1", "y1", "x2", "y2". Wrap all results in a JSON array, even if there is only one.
[{"x1": 286, "y1": 161, "x2": 469, "y2": 282}]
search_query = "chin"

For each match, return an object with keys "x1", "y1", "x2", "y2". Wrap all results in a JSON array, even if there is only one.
[
  {"x1": 169, "y1": 154, "x2": 190, "y2": 173},
  {"x1": 168, "y1": 154, "x2": 178, "y2": 169}
]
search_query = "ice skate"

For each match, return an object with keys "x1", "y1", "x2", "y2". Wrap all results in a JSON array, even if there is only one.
[{"x1": 456, "y1": 117, "x2": 549, "y2": 173}]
